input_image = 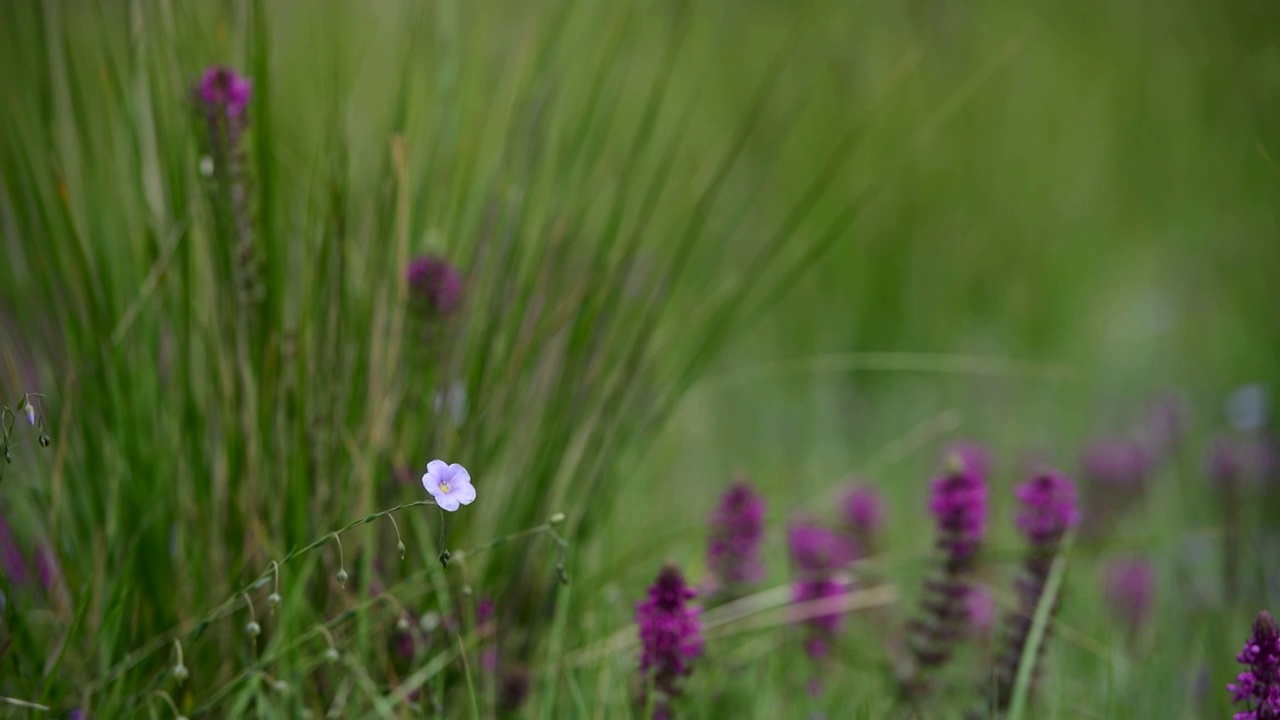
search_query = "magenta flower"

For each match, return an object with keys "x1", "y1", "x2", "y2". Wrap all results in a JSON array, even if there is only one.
[
  {"x1": 706, "y1": 480, "x2": 766, "y2": 589},
  {"x1": 636, "y1": 565, "x2": 703, "y2": 718},
  {"x1": 196, "y1": 66, "x2": 253, "y2": 118},
  {"x1": 787, "y1": 520, "x2": 856, "y2": 575},
  {"x1": 1015, "y1": 470, "x2": 1081, "y2": 547},
  {"x1": 907, "y1": 449, "x2": 990, "y2": 677},
  {"x1": 407, "y1": 255, "x2": 463, "y2": 316},
  {"x1": 792, "y1": 576, "x2": 850, "y2": 640},
  {"x1": 983, "y1": 467, "x2": 1079, "y2": 714},
  {"x1": 1102, "y1": 556, "x2": 1154, "y2": 635},
  {"x1": 840, "y1": 484, "x2": 884, "y2": 551},
  {"x1": 928, "y1": 453, "x2": 989, "y2": 561},
  {"x1": 421, "y1": 460, "x2": 476, "y2": 512},
  {"x1": 947, "y1": 440, "x2": 991, "y2": 482},
  {"x1": 1228, "y1": 610, "x2": 1280, "y2": 720}
]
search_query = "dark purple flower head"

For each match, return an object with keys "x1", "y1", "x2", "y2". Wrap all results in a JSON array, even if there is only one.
[
  {"x1": 928, "y1": 460, "x2": 988, "y2": 561},
  {"x1": 1014, "y1": 469, "x2": 1080, "y2": 547},
  {"x1": 407, "y1": 254, "x2": 463, "y2": 316},
  {"x1": 1102, "y1": 556, "x2": 1154, "y2": 633},
  {"x1": 787, "y1": 520, "x2": 856, "y2": 575},
  {"x1": 0, "y1": 514, "x2": 30, "y2": 585},
  {"x1": 1080, "y1": 438, "x2": 1150, "y2": 488},
  {"x1": 706, "y1": 480, "x2": 766, "y2": 586},
  {"x1": 636, "y1": 565, "x2": 703, "y2": 705},
  {"x1": 840, "y1": 484, "x2": 884, "y2": 538},
  {"x1": 476, "y1": 598, "x2": 495, "y2": 625},
  {"x1": 1210, "y1": 436, "x2": 1245, "y2": 486},
  {"x1": 196, "y1": 66, "x2": 252, "y2": 118},
  {"x1": 1228, "y1": 610, "x2": 1280, "y2": 719}
]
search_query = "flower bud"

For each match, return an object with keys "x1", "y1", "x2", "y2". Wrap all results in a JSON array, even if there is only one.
[
  {"x1": 438, "y1": 549, "x2": 450, "y2": 569},
  {"x1": 245, "y1": 621, "x2": 261, "y2": 637},
  {"x1": 173, "y1": 663, "x2": 189, "y2": 682},
  {"x1": 396, "y1": 616, "x2": 411, "y2": 633},
  {"x1": 38, "y1": 434, "x2": 51, "y2": 448},
  {"x1": 267, "y1": 592, "x2": 282, "y2": 607},
  {"x1": 21, "y1": 402, "x2": 34, "y2": 426},
  {"x1": 324, "y1": 647, "x2": 340, "y2": 663},
  {"x1": 336, "y1": 568, "x2": 349, "y2": 587},
  {"x1": 397, "y1": 541, "x2": 406, "y2": 559},
  {"x1": 420, "y1": 611, "x2": 441, "y2": 632},
  {"x1": 272, "y1": 679, "x2": 288, "y2": 694},
  {"x1": 549, "y1": 512, "x2": 565, "y2": 526}
]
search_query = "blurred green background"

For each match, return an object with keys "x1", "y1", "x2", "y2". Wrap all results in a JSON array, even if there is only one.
[{"x1": 1, "y1": 0, "x2": 1278, "y2": 717}]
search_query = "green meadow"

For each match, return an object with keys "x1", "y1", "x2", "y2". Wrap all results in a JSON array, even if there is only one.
[{"x1": 1, "y1": 1, "x2": 1278, "y2": 717}]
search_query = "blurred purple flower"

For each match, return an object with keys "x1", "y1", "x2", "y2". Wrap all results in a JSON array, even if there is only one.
[
  {"x1": 947, "y1": 440, "x2": 991, "y2": 481},
  {"x1": 476, "y1": 597, "x2": 495, "y2": 625},
  {"x1": 966, "y1": 585, "x2": 996, "y2": 638},
  {"x1": 0, "y1": 515, "x2": 29, "y2": 585},
  {"x1": 35, "y1": 544, "x2": 60, "y2": 594},
  {"x1": 197, "y1": 66, "x2": 253, "y2": 118},
  {"x1": 1080, "y1": 438, "x2": 1150, "y2": 489},
  {"x1": 1143, "y1": 393, "x2": 1187, "y2": 457},
  {"x1": 1103, "y1": 556, "x2": 1154, "y2": 634},
  {"x1": 1228, "y1": 610, "x2": 1280, "y2": 719},
  {"x1": 636, "y1": 564, "x2": 703, "y2": 718},
  {"x1": 840, "y1": 484, "x2": 884, "y2": 550},
  {"x1": 499, "y1": 665, "x2": 531, "y2": 713},
  {"x1": 1014, "y1": 470, "x2": 1080, "y2": 547},
  {"x1": 706, "y1": 480, "x2": 766, "y2": 588},
  {"x1": 984, "y1": 467, "x2": 1078, "y2": 714},
  {"x1": 928, "y1": 455, "x2": 989, "y2": 561},
  {"x1": 792, "y1": 576, "x2": 849, "y2": 642},
  {"x1": 787, "y1": 520, "x2": 856, "y2": 575},
  {"x1": 421, "y1": 460, "x2": 476, "y2": 512},
  {"x1": 407, "y1": 255, "x2": 463, "y2": 316}
]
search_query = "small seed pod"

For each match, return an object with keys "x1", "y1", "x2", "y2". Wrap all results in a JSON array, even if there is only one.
[
  {"x1": 272, "y1": 679, "x2": 288, "y2": 694},
  {"x1": 556, "y1": 562, "x2": 570, "y2": 586},
  {"x1": 324, "y1": 647, "x2": 340, "y2": 663},
  {"x1": 420, "y1": 611, "x2": 441, "y2": 632},
  {"x1": 397, "y1": 541, "x2": 406, "y2": 559},
  {"x1": 173, "y1": 664, "x2": 190, "y2": 682},
  {"x1": 336, "y1": 569, "x2": 349, "y2": 587},
  {"x1": 245, "y1": 621, "x2": 261, "y2": 637},
  {"x1": 549, "y1": 512, "x2": 565, "y2": 526},
  {"x1": 438, "y1": 549, "x2": 450, "y2": 569},
  {"x1": 267, "y1": 592, "x2": 282, "y2": 607},
  {"x1": 396, "y1": 616, "x2": 411, "y2": 633}
]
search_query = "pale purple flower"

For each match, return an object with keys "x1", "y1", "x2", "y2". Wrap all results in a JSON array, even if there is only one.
[
  {"x1": 966, "y1": 585, "x2": 996, "y2": 637},
  {"x1": 787, "y1": 520, "x2": 856, "y2": 575},
  {"x1": 422, "y1": 460, "x2": 476, "y2": 512},
  {"x1": 1080, "y1": 438, "x2": 1149, "y2": 489},
  {"x1": 1103, "y1": 556, "x2": 1154, "y2": 634}
]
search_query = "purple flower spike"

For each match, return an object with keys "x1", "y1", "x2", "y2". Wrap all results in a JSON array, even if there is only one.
[
  {"x1": 792, "y1": 576, "x2": 850, "y2": 640},
  {"x1": 840, "y1": 484, "x2": 884, "y2": 551},
  {"x1": 1015, "y1": 470, "x2": 1080, "y2": 547},
  {"x1": 1103, "y1": 556, "x2": 1154, "y2": 635},
  {"x1": 407, "y1": 255, "x2": 463, "y2": 317},
  {"x1": 1080, "y1": 439, "x2": 1149, "y2": 489},
  {"x1": 966, "y1": 585, "x2": 996, "y2": 638},
  {"x1": 1228, "y1": 610, "x2": 1280, "y2": 719},
  {"x1": 787, "y1": 520, "x2": 857, "y2": 575},
  {"x1": 706, "y1": 480, "x2": 766, "y2": 589},
  {"x1": 636, "y1": 565, "x2": 703, "y2": 718},
  {"x1": 197, "y1": 66, "x2": 253, "y2": 118},
  {"x1": 928, "y1": 457, "x2": 989, "y2": 561}
]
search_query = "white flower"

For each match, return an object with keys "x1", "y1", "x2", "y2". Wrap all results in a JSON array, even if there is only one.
[{"x1": 422, "y1": 460, "x2": 476, "y2": 512}]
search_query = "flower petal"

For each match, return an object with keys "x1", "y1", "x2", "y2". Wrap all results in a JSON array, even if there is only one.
[
  {"x1": 452, "y1": 482, "x2": 476, "y2": 506},
  {"x1": 426, "y1": 459, "x2": 449, "y2": 476},
  {"x1": 437, "y1": 494, "x2": 461, "y2": 512},
  {"x1": 448, "y1": 464, "x2": 470, "y2": 486},
  {"x1": 423, "y1": 473, "x2": 443, "y2": 496}
]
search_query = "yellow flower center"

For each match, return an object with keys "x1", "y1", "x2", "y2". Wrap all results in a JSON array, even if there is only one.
[{"x1": 439, "y1": 481, "x2": 451, "y2": 493}]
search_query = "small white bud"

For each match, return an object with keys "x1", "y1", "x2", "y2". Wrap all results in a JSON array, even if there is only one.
[
  {"x1": 419, "y1": 611, "x2": 440, "y2": 633},
  {"x1": 245, "y1": 621, "x2": 261, "y2": 637},
  {"x1": 395, "y1": 616, "x2": 411, "y2": 633},
  {"x1": 173, "y1": 663, "x2": 189, "y2": 682},
  {"x1": 396, "y1": 541, "x2": 406, "y2": 559},
  {"x1": 335, "y1": 569, "x2": 348, "y2": 587},
  {"x1": 548, "y1": 512, "x2": 565, "y2": 526},
  {"x1": 199, "y1": 156, "x2": 214, "y2": 177},
  {"x1": 267, "y1": 592, "x2": 282, "y2": 606},
  {"x1": 21, "y1": 402, "x2": 35, "y2": 426},
  {"x1": 324, "y1": 647, "x2": 340, "y2": 663},
  {"x1": 272, "y1": 679, "x2": 288, "y2": 694}
]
